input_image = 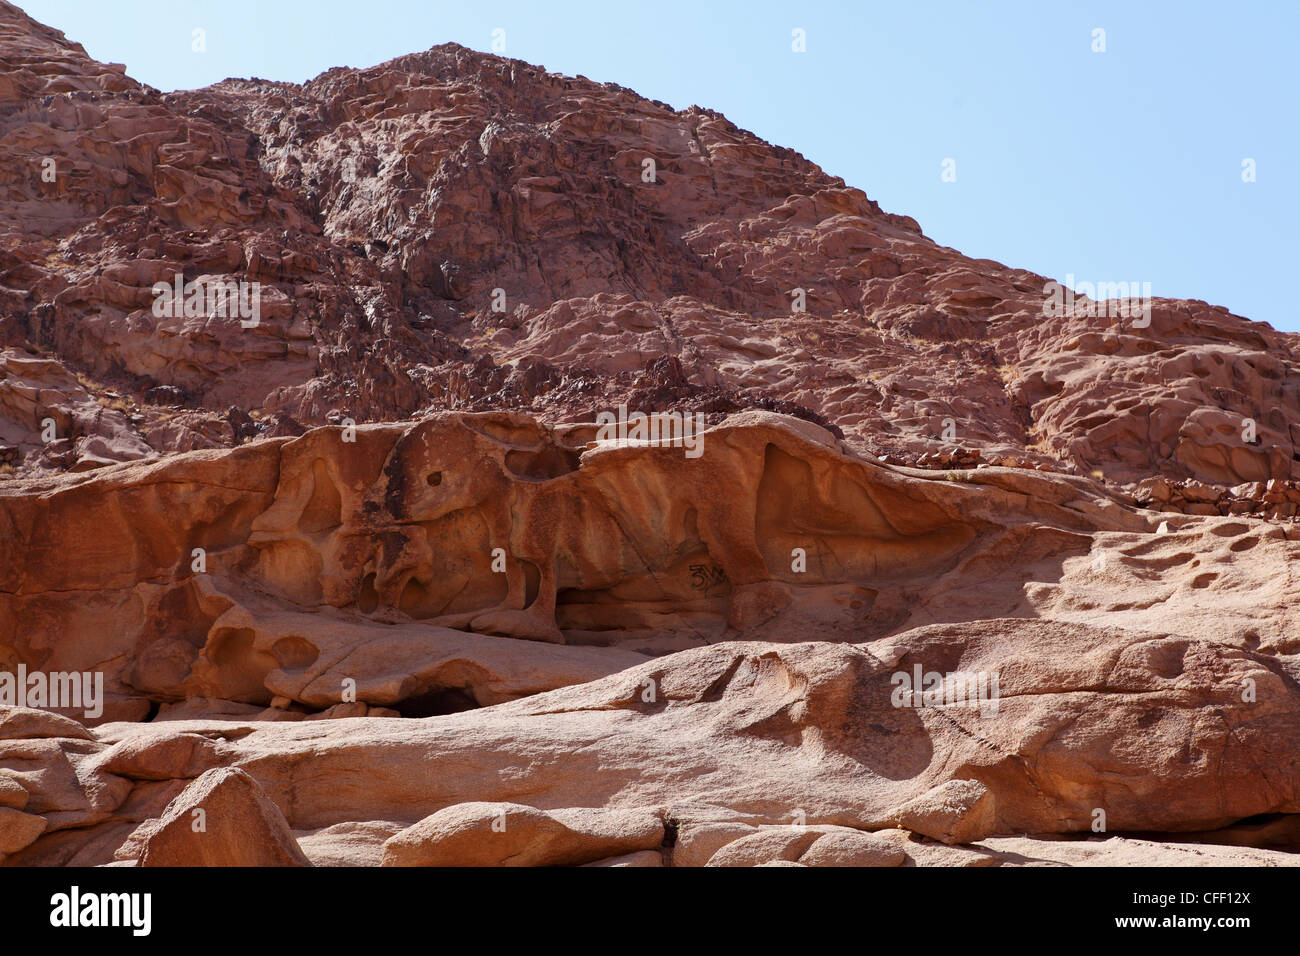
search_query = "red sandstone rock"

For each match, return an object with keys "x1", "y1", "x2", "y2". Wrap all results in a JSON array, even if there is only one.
[
  {"x1": 130, "y1": 767, "x2": 310, "y2": 866},
  {"x1": 0, "y1": 0, "x2": 1294, "y2": 493},
  {"x1": 380, "y1": 802, "x2": 664, "y2": 867},
  {"x1": 0, "y1": 1, "x2": 1296, "y2": 869}
]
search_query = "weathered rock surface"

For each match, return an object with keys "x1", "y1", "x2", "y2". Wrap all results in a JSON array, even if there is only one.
[
  {"x1": 975, "y1": 835, "x2": 1300, "y2": 868},
  {"x1": 4, "y1": 589, "x2": 1300, "y2": 866},
  {"x1": 0, "y1": 2, "x2": 1296, "y2": 868},
  {"x1": 4, "y1": 411, "x2": 1296, "y2": 722},
  {"x1": 128, "y1": 767, "x2": 310, "y2": 866},
  {"x1": 886, "y1": 779, "x2": 996, "y2": 845},
  {"x1": 6, "y1": 616, "x2": 1285, "y2": 867},
  {"x1": 381, "y1": 802, "x2": 664, "y2": 867},
  {"x1": 704, "y1": 825, "x2": 906, "y2": 867},
  {"x1": 0, "y1": 804, "x2": 45, "y2": 855}
]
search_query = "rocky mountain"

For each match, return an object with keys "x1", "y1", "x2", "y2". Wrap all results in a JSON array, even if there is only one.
[{"x1": 0, "y1": 1, "x2": 1298, "y2": 868}]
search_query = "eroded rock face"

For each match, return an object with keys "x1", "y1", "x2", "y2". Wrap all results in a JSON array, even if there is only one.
[
  {"x1": 0, "y1": 2, "x2": 1297, "y2": 867},
  {"x1": 5, "y1": 411, "x2": 1297, "y2": 723},
  {"x1": 2, "y1": 414, "x2": 1299, "y2": 866},
  {"x1": 1, "y1": 408, "x2": 1246, "y2": 716},
  {"x1": 8, "y1": 608, "x2": 1300, "y2": 866}
]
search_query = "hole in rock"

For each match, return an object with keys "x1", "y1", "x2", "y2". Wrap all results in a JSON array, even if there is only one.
[
  {"x1": 505, "y1": 445, "x2": 580, "y2": 480},
  {"x1": 128, "y1": 579, "x2": 222, "y2": 695},
  {"x1": 358, "y1": 572, "x2": 380, "y2": 613},
  {"x1": 394, "y1": 687, "x2": 480, "y2": 717},
  {"x1": 426, "y1": 471, "x2": 442, "y2": 486},
  {"x1": 206, "y1": 627, "x2": 275, "y2": 704},
  {"x1": 398, "y1": 576, "x2": 440, "y2": 618},
  {"x1": 662, "y1": 817, "x2": 679, "y2": 848},
  {"x1": 272, "y1": 636, "x2": 320, "y2": 670},
  {"x1": 463, "y1": 416, "x2": 545, "y2": 446},
  {"x1": 300, "y1": 458, "x2": 343, "y2": 533},
  {"x1": 522, "y1": 560, "x2": 541, "y2": 609}
]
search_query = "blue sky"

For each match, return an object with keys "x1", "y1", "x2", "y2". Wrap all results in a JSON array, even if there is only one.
[{"x1": 21, "y1": 0, "x2": 1300, "y2": 332}]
